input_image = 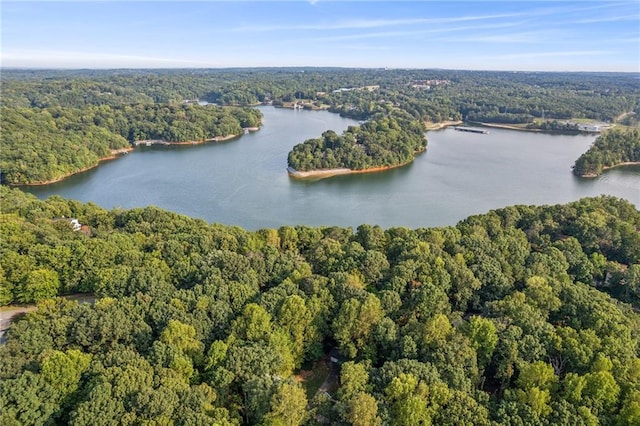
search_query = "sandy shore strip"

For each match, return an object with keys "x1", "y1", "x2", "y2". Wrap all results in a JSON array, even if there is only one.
[
  {"x1": 288, "y1": 157, "x2": 420, "y2": 180},
  {"x1": 470, "y1": 122, "x2": 542, "y2": 132},
  {"x1": 424, "y1": 120, "x2": 539, "y2": 133},
  {"x1": 288, "y1": 167, "x2": 353, "y2": 179},
  {"x1": 102, "y1": 147, "x2": 135, "y2": 159},
  {"x1": 167, "y1": 134, "x2": 238, "y2": 145},
  {"x1": 138, "y1": 127, "x2": 260, "y2": 146},
  {"x1": 602, "y1": 161, "x2": 640, "y2": 170},
  {"x1": 424, "y1": 120, "x2": 463, "y2": 131},
  {"x1": 16, "y1": 147, "x2": 135, "y2": 186},
  {"x1": 17, "y1": 128, "x2": 261, "y2": 186},
  {"x1": 578, "y1": 161, "x2": 640, "y2": 178}
]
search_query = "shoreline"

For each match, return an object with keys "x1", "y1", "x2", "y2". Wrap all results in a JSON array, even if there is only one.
[
  {"x1": 470, "y1": 122, "x2": 543, "y2": 133},
  {"x1": 577, "y1": 161, "x2": 640, "y2": 178},
  {"x1": 424, "y1": 120, "x2": 463, "y2": 131},
  {"x1": 13, "y1": 127, "x2": 261, "y2": 187},
  {"x1": 136, "y1": 127, "x2": 259, "y2": 146},
  {"x1": 101, "y1": 147, "x2": 135, "y2": 160},
  {"x1": 276, "y1": 102, "x2": 329, "y2": 111},
  {"x1": 153, "y1": 134, "x2": 238, "y2": 146},
  {"x1": 470, "y1": 121, "x2": 618, "y2": 135},
  {"x1": 288, "y1": 152, "x2": 422, "y2": 180},
  {"x1": 15, "y1": 147, "x2": 135, "y2": 186}
]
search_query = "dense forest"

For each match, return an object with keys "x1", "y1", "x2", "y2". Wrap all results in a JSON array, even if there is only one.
[
  {"x1": 573, "y1": 129, "x2": 640, "y2": 177},
  {"x1": 3, "y1": 69, "x2": 638, "y2": 124},
  {"x1": 1, "y1": 187, "x2": 639, "y2": 425},
  {"x1": 526, "y1": 120, "x2": 580, "y2": 133},
  {"x1": 2, "y1": 69, "x2": 639, "y2": 182},
  {"x1": 287, "y1": 112, "x2": 427, "y2": 172},
  {"x1": 0, "y1": 105, "x2": 261, "y2": 185}
]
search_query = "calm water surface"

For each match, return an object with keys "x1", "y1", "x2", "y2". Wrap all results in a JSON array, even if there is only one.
[{"x1": 23, "y1": 107, "x2": 640, "y2": 230}]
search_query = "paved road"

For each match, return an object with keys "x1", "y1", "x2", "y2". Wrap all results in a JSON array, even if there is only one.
[
  {"x1": 0, "y1": 305, "x2": 37, "y2": 343},
  {"x1": 0, "y1": 294, "x2": 95, "y2": 343}
]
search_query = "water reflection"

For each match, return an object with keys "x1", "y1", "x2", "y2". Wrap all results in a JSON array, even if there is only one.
[{"x1": 22, "y1": 107, "x2": 639, "y2": 230}]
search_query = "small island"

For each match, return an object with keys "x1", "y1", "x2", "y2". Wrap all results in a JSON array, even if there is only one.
[
  {"x1": 287, "y1": 113, "x2": 427, "y2": 179},
  {"x1": 573, "y1": 128, "x2": 640, "y2": 177}
]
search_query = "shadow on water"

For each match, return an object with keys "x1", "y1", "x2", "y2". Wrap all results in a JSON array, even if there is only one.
[
  {"x1": 572, "y1": 165, "x2": 640, "y2": 205},
  {"x1": 19, "y1": 107, "x2": 640, "y2": 229},
  {"x1": 17, "y1": 160, "x2": 105, "y2": 193},
  {"x1": 20, "y1": 136, "x2": 253, "y2": 196},
  {"x1": 574, "y1": 165, "x2": 640, "y2": 187}
]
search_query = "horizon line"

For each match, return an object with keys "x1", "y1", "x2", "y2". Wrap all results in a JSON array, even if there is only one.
[{"x1": 2, "y1": 66, "x2": 639, "y2": 74}]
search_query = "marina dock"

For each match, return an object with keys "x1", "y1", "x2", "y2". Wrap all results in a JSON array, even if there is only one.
[{"x1": 454, "y1": 127, "x2": 489, "y2": 134}]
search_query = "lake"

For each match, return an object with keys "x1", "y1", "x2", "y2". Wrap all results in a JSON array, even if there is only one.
[{"x1": 23, "y1": 106, "x2": 640, "y2": 230}]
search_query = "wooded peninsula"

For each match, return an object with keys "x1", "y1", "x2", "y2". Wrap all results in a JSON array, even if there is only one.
[
  {"x1": 2, "y1": 69, "x2": 639, "y2": 184},
  {"x1": 1, "y1": 104, "x2": 261, "y2": 185},
  {"x1": 573, "y1": 128, "x2": 640, "y2": 177}
]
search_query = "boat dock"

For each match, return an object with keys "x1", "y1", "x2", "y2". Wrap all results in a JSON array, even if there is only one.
[
  {"x1": 134, "y1": 140, "x2": 172, "y2": 147},
  {"x1": 454, "y1": 127, "x2": 489, "y2": 134}
]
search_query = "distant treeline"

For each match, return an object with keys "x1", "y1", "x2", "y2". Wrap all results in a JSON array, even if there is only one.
[
  {"x1": 573, "y1": 129, "x2": 640, "y2": 177},
  {"x1": 0, "y1": 104, "x2": 261, "y2": 185},
  {"x1": 1, "y1": 188, "x2": 639, "y2": 425},
  {"x1": 527, "y1": 120, "x2": 580, "y2": 132},
  {"x1": 3, "y1": 69, "x2": 638, "y2": 124}
]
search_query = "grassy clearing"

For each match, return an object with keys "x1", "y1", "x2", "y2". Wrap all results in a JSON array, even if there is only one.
[{"x1": 297, "y1": 358, "x2": 330, "y2": 400}]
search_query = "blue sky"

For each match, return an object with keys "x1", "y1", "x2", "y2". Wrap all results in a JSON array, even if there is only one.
[{"x1": 2, "y1": 1, "x2": 639, "y2": 71}]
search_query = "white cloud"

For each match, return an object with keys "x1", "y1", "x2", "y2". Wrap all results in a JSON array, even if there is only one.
[
  {"x1": 574, "y1": 15, "x2": 640, "y2": 24},
  {"x1": 299, "y1": 20, "x2": 529, "y2": 43},
  {"x1": 503, "y1": 50, "x2": 614, "y2": 59},
  {"x1": 1, "y1": 50, "x2": 219, "y2": 68},
  {"x1": 231, "y1": 12, "x2": 529, "y2": 33},
  {"x1": 445, "y1": 32, "x2": 544, "y2": 44}
]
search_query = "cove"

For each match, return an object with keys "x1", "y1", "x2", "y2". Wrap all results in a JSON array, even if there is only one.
[{"x1": 22, "y1": 106, "x2": 640, "y2": 230}]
